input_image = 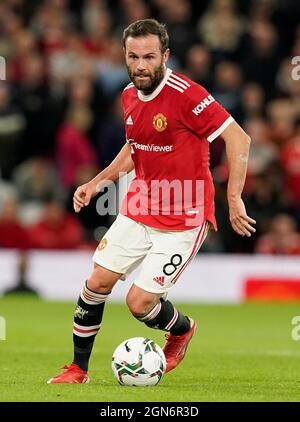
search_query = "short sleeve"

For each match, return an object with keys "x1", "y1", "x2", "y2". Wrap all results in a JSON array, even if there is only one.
[{"x1": 180, "y1": 84, "x2": 234, "y2": 142}]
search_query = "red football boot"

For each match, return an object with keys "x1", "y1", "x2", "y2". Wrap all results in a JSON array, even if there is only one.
[
  {"x1": 163, "y1": 318, "x2": 197, "y2": 373},
  {"x1": 47, "y1": 364, "x2": 89, "y2": 384}
]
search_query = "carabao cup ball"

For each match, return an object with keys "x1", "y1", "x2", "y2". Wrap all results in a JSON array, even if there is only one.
[{"x1": 112, "y1": 337, "x2": 166, "y2": 386}]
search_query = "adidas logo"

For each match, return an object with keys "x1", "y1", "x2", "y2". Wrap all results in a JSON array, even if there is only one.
[
  {"x1": 153, "y1": 276, "x2": 165, "y2": 286},
  {"x1": 126, "y1": 115, "x2": 133, "y2": 125}
]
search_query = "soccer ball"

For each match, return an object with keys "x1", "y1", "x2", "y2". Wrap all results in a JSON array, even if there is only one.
[{"x1": 112, "y1": 337, "x2": 166, "y2": 386}]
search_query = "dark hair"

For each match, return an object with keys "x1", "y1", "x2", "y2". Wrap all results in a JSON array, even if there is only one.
[{"x1": 123, "y1": 19, "x2": 169, "y2": 52}]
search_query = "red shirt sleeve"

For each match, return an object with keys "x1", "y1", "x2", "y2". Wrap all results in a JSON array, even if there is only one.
[{"x1": 180, "y1": 84, "x2": 234, "y2": 142}]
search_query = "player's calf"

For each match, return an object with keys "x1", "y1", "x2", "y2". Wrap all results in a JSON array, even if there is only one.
[
  {"x1": 72, "y1": 280, "x2": 110, "y2": 371},
  {"x1": 130, "y1": 298, "x2": 195, "y2": 371},
  {"x1": 133, "y1": 298, "x2": 191, "y2": 335},
  {"x1": 47, "y1": 280, "x2": 110, "y2": 384}
]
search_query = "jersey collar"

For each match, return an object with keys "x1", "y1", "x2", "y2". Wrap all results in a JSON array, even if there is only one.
[{"x1": 137, "y1": 68, "x2": 173, "y2": 102}]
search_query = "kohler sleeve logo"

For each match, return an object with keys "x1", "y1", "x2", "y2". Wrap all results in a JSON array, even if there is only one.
[{"x1": 192, "y1": 94, "x2": 215, "y2": 116}]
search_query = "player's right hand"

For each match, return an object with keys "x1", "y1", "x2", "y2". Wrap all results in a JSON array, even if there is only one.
[{"x1": 73, "y1": 182, "x2": 96, "y2": 213}]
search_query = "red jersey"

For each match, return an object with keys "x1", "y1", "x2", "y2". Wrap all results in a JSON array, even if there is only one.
[{"x1": 120, "y1": 68, "x2": 233, "y2": 231}]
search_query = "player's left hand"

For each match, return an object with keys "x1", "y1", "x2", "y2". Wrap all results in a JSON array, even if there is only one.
[{"x1": 228, "y1": 197, "x2": 256, "y2": 237}]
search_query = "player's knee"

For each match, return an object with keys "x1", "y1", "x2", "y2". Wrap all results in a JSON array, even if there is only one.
[
  {"x1": 126, "y1": 293, "x2": 156, "y2": 318},
  {"x1": 87, "y1": 277, "x2": 112, "y2": 294},
  {"x1": 87, "y1": 264, "x2": 120, "y2": 293},
  {"x1": 127, "y1": 301, "x2": 150, "y2": 318}
]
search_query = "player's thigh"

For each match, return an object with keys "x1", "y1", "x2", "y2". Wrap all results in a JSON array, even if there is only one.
[
  {"x1": 134, "y1": 221, "x2": 210, "y2": 294},
  {"x1": 93, "y1": 214, "x2": 152, "y2": 278}
]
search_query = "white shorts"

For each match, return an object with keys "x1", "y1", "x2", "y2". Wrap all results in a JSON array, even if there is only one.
[{"x1": 93, "y1": 214, "x2": 210, "y2": 294}]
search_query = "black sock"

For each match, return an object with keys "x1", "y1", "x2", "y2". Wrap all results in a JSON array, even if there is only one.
[
  {"x1": 136, "y1": 299, "x2": 191, "y2": 335},
  {"x1": 72, "y1": 281, "x2": 110, "y2": 371}
]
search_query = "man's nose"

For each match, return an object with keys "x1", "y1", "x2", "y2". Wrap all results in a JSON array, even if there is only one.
[{"x1": 136, "y1": 59, "x2": 146, "y2": 71}]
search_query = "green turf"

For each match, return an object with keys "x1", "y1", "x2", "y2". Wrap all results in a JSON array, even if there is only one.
[{"x1": 0, "y1": 294, "x2": 300, "y2": 402}]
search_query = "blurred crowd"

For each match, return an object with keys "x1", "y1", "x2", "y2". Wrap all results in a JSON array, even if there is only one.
[{"x1": 0, "y1": 0, "x2": 300, "y2": 254}]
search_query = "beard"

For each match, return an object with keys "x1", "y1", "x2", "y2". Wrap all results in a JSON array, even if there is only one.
[{"x1": 127, "y1": 60, "x2": 165, "y2": 95}]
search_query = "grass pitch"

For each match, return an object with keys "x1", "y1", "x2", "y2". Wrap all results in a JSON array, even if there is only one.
[{"x1": 0, "y1": 295, "x2": 300, "y2": 402}]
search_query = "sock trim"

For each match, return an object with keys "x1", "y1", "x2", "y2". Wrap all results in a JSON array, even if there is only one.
[
  {"x1": 137, "y1": 301, "x2": 162, "y2": 322},
  {"x1": 80, "y1": 281, "x2": 109, "y2": 305},
  {"x1": 73, "y1": 322, "x2": 101, "y2": 337},
  {"x1": 165, "y1": 309, "x2": 179, "y2": 331}
]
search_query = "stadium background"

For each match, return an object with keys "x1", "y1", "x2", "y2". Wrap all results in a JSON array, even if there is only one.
[
  {"x1": 0, "y1": 0, "x2": 300, "y2": 403},
  {"x1": 1, "y1": 0, "x2": 300, "y2": 300}
]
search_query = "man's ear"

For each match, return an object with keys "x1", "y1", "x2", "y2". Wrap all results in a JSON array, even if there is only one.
[{"x1": 163, "y1": 48, "x2": 170, "y2": 65}]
